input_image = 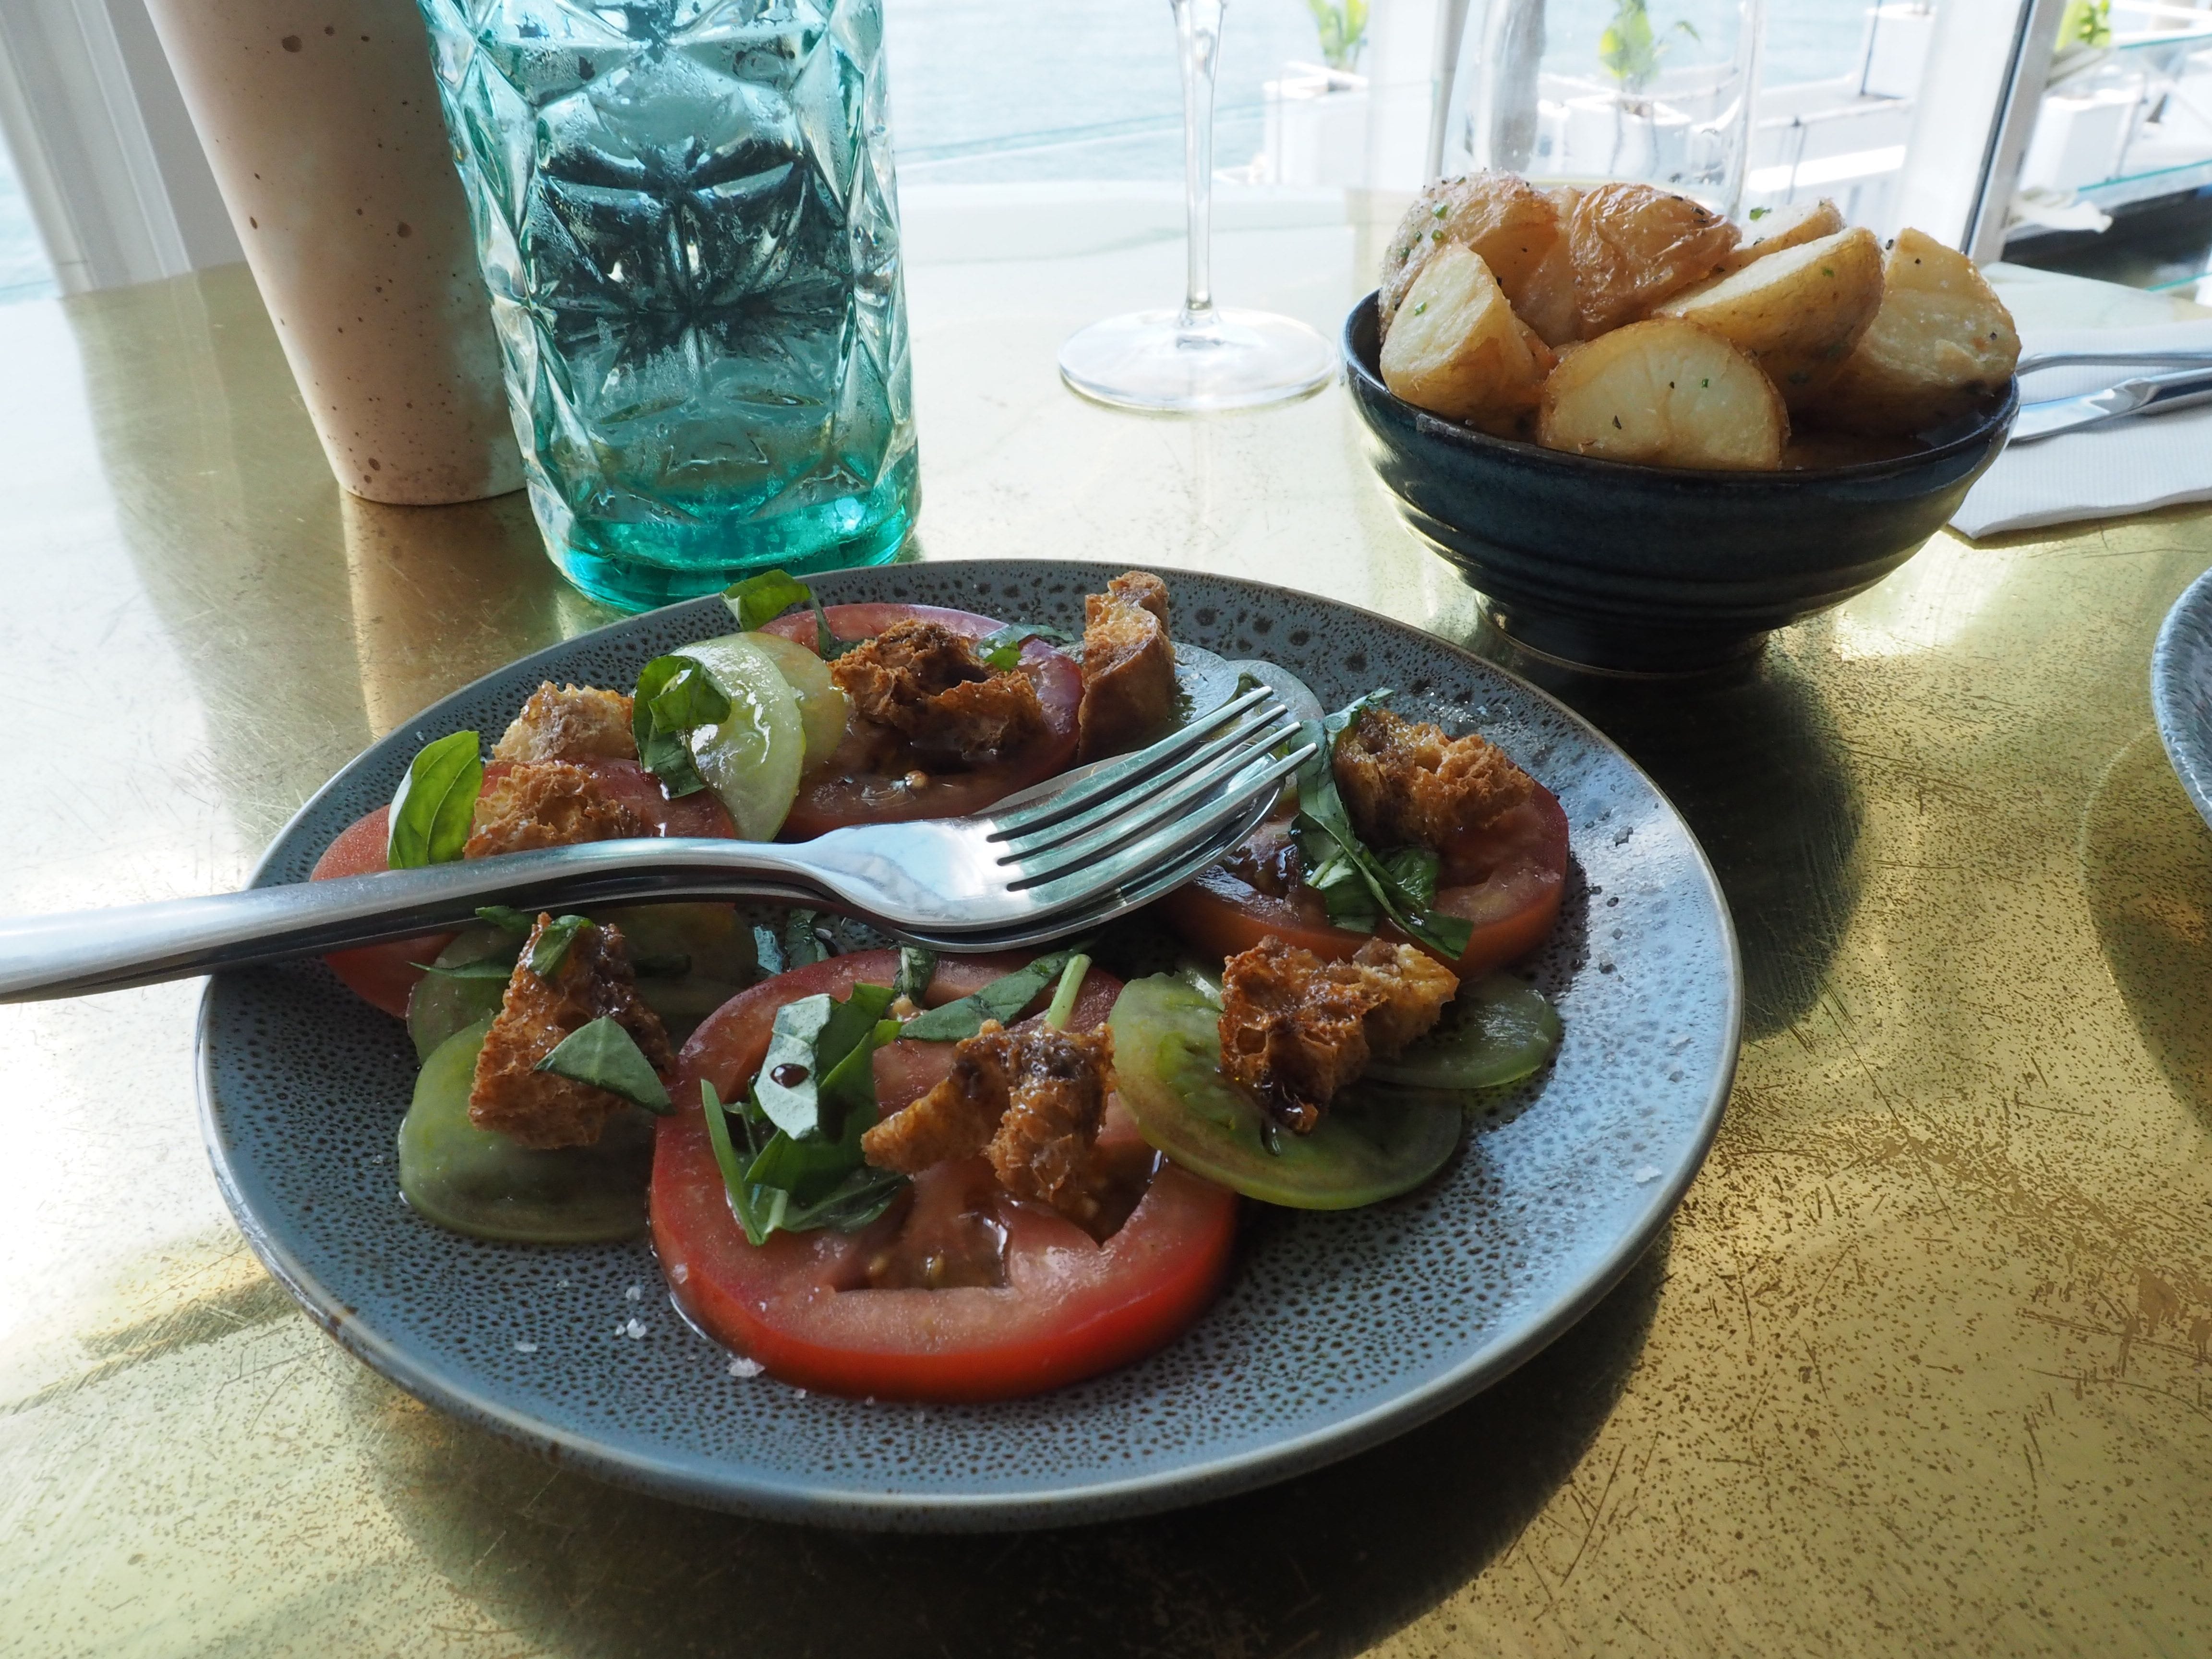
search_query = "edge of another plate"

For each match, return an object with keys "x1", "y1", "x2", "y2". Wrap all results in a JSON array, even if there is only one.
[
  {"x1": 196, "y1": 559, "x2": 1742, "y2": 1531},
  {"x1": 2154, "y1": 565, "x2": 2212, "y2": 834}
]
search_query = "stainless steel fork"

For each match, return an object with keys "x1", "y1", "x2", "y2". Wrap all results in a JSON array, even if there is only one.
[{"x1": 0, "y1": 688, "x2": 1312, "y2": 1001}]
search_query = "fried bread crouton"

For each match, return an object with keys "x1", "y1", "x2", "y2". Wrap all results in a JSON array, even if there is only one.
[
  {"x1": 1079, "y1": 571, "x2": 1178, "y2": 760},
  {"x1": 469, "y1": 914, "x2": 673, "y2": 1149},
  {"x1": 1218, "y1": 936, "x2": 1457, "y2": 1130},
  {"x1": 1333, "y1": 706, "x2": 1533, "y2": 852},
  {"x1": 492, "y1": 683, "x2": 638, "y2": 764},
  {"x1": 830, "y1": 619, "x2": 1048, "y2": 764},
  {"x1": 862, "y1": 1021, "x2": 1117, "y2": 1224},
  {"x1": 464, "y1": 761, "x2": 649, "y2": 858}
]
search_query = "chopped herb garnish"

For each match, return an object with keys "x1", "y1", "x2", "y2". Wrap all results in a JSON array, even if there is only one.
[
  {"x1": 631, "y1": 654, "x2": 730, "y2": 798},
  {"x1": 1748, "y1": 205, "x2": 1769, "y2": 220},
  {"x1": 900, "y1": 947, "x2": 1087, "y2": 1041},
  {"x1": 386, "y1": 730, "x2": 483, "y2": 869},
  {"x1": 534, "y1": 1016, "x2": 672, "y2": 1113},
  {"x1": 1043, "y1": 954, "x2": 1091, "y2": 1031},
  {"x1": 781, "y1": 909, "x2": 829, "y2": 968},
  {"x1": 754, "y1": 983, "x2": 898, "y2": 1140},
  {"x1": 752, "y1": 923, "x2": 785, "y2": 978},
  {"x1": 973, "y1": 621, "x2": 1076, "y2": 672},
  {"x1": 894, "y1": 946, "x2": 938, "y2": 1004},
  {"x1": 700, "y1": 982, "x2": 909, "y2": 1244},
  {"x1": 721, "y1": 568, "x2": 815, "y2": 632},
  {"x1": 1289, "y1": 696, "x2": 1474, "y2": 960},
  {"x1": 475, "y1": 905, "x2": 534, "y2": 935},
  {"x1": 525, "y1": 914, "x2": 595, "y2": 978},
  {"x1": 409, "y1": 957, "x2": 515, "y2": 980},
  {"x1": 1412, "y1": 301, "x2": 1428, "y2": 316}
]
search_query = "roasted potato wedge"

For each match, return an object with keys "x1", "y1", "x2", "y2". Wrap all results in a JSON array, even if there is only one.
[
  {"x1": 1381, "y1": 243, "x2": 1557, "y2": 435},
  {"x1": 1512, "y1": 185, "x2": 1583, "y2": 348},
  {"x1": 1802, "y1": 227, "x2": 2020, "y2": 435},
  {"x1": 1719, "y1": 197, "x2": 1845, "y2": 275},
  {"x1": 1654, "y1": 227, "x2": 1884, "y2": 409},
  {"x1": 1537, "y1": 318, "x2": 1787, "y2": 470},
  {"x1": 1380, "y1": 171, "x2": 1562, "y2": 335},
  {"x1": 1568, "y1": 183, "x2": 1740, "y2": 337}
]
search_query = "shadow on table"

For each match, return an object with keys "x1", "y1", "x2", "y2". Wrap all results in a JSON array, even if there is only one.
[
  {"x1": 1465, "y1": 619, "x2": 1866, "y2": 1041},
  {"x1": 359, "y1": 1234, "x2": 1670, "y2": 1659},
  {"x1": 2080, "y1": 728, "x2": 2212, "y2": 1119}
]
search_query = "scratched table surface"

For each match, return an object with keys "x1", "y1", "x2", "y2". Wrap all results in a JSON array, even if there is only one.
[{"x1": 3, "y1": 190, "x2": 2211, "y2": 1658}]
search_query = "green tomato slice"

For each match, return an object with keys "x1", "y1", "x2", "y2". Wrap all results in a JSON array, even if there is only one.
[
  {"x1": 599, "y1": 902, "x2": 757, "y2": 1041},
  {"x1": 1365, "y1": 973, "x2": 1561, "y2": 1089},
  {"x1": 1108, "y1": 974, "x2": 1464, "y2": 1209},
  {"x1": 673, "y1": 634, "x2": 807, "y2": 840},
  {"x1": 746, "y1": 629, "x2": 850, "y2": 773},
  {"x1": 397, "y1": 1017, "x2": 656, "y2": 1242},
  {"x1": 405, "y1": 923, "x2": 515, "y2": 1060}
]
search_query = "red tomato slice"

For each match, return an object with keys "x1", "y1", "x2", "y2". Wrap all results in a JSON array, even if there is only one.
[
  {"x1": 308, "y1": 758, "x2": 738, "y2": 1018},
  {"x1": 1160, "y1": 785, "x2": 1570, "y2": 978},
  {"x1": 654, "y1": 950, "x2": 1238, "y2": 1401},
  {"x1": 758, "y1": 602, "x2": 1081, "y2": 839}
]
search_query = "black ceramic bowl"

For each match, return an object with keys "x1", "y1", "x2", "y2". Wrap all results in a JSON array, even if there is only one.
[{"x1": 1344, "y1": 294, "x2": 2018, "y2": 674}]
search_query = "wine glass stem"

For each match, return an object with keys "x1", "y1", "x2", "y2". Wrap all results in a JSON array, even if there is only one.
[{"x1": 1173, "y1": 0, "x2": 1223, "y2": 327}]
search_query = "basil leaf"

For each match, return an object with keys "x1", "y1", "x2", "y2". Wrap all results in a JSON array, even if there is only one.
[
  {"x1": 781, "y1": 910, "x2": 828, "y2": 969},
  {"x1": 753, "y1": 983, "x2": 897, "y2": 1139},
  {"x1": 386, "y1": 730, "x2": 483, "y2": 869},
  {"x1": 526, "y1": 914, "x2": 594, "y2": 979},
  {"x1": 722, "y1": 568, "x2": 814, "y2": 632},
  {"x1": 899, "y1": 947, "x2": 1083, "y2": 1041},
  {"x1": 475, "y1": 905, "x2": 534, "y2": 935},
  {"x1": 705, "y1": 987, "x2": 906, "y2": 1244},
  {"x1": 1291, "y1": 696, "x2": 1476, "y2": 961},
  {"x1": 631, "y1": 655, "x2": 723, "y2": 798},
  {"x1": 751, "y1": 923, "x2": 785, "y2": 978},
  {"x1": 775, "y1": 1163, "x2": 906, "y2": 1233},
  {"x1": 893, "y1": 947, "x2": 937, "y2": 1004},
  {"x1": 534, "y1": 1016, "x2": 671, "y2": 1114},
  {"x1": 409, "y1": 958, "x2": 516, "y2": 980},
  {"x1": 1380, "y1": 844, "x2": 1443, "y2": 909},
  {"x1": 810, "y1": 596, "x2": 866, "y2": 660},
  {"x1": 972, "y1": 622, "x2": 1075, "y2": 672}
]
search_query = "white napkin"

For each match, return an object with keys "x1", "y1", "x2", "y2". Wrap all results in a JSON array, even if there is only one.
[{"x1": 1949, "y1": 320, "x2": 2212, "y2": 539}]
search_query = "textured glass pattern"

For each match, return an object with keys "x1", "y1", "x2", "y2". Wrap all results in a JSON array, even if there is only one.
[{"x1": 417, "y1": 0, "x2": 917, "y2": 609}]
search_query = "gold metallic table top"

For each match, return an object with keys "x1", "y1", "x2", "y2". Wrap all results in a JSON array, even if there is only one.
[{"x1": 3, "y1": 205, "x2": 2211, "y2": 1656}]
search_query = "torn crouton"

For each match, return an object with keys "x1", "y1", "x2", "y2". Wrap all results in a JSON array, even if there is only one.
[
  {"x1": 464, "y1": 761, "x2": 648, "y2": 859},
  {"x1": 1079, "y1": 571, "x2": 1177, "y2": 760},
  {"x1": 469, "y1": 914, "x2": 673, "y2": 1149},
  {"x1": 1218, "y1": 935, "x2": 1458, "y2": 1131},
  {"x1": 492, "y1": 683, "x2": 638, "y2": 765},
  {"x1": 863, "y1": 1021, "x2": 1116, "y2": 1224},
  {"x1": 1332, "y1": 706, "x2": 1534, "y2": 853},
  {"x1": 830, "y1": 619, "x2": 1048, "y2": 764}
]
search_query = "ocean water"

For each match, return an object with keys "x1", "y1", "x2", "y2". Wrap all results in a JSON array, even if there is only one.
[{"x1": 0, "y1": 0, "x2": 1872, "y2": 306}]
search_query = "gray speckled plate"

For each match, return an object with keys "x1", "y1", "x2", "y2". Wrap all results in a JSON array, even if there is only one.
[
  {"x1": 197, "y1": 559, "x2": 1740, "y2": 1532},
  {"x1": 2154, "y1": 566, "x2": 2212, "y2": 835}
]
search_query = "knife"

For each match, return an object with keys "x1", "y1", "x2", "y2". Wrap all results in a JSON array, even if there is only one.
[{"x1": 2009, "y1": 364, "x2": 2212, "y2": 445}]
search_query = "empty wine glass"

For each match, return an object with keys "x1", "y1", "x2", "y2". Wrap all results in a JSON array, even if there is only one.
[{"x1": 1058, "y1": 0, "x2": 1337, "y2": 413}]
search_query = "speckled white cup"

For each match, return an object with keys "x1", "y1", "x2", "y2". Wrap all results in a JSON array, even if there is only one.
[{"x1": 145, "y1": 0, "x2": 521, "y2": 505}]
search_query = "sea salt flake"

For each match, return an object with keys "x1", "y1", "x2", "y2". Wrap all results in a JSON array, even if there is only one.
[
  {"x1": 671, "y1": 1262, "x2": 689, "y2": 1284},
  {"x1": 514, "y1": 1341, "x2": 538, "y2": 1355},
  {"x1": 624, "y1": 1318, "x2": 646, "y2": 1339},
  {"x1": 727, "y1": 1357, "x2": 765, "y2": 1378},
  {"x1": 625, "y1": 1284, "x2": 643, "y2": 1301},
  {"x1": 1633, "y1": 1165, "x2": 1662, "y2": 1185}
]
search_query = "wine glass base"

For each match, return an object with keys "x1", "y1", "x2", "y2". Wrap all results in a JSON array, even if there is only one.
[{"x1": 1058, "y1": 308, "x2": 1337, "y2": 413}]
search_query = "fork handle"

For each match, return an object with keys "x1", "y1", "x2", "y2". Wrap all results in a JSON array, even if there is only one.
[{"x1": 0, "y1": 837, "x2": 841, "y2": 1003}]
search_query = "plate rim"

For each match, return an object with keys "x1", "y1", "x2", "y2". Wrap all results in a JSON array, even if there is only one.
[
  {"x1": 2153, "y1": 564, "x2": 2212, "y2": 834},
  {"x1": 195, "y1": 557, "x2": 1743, "y2": 1530}
]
